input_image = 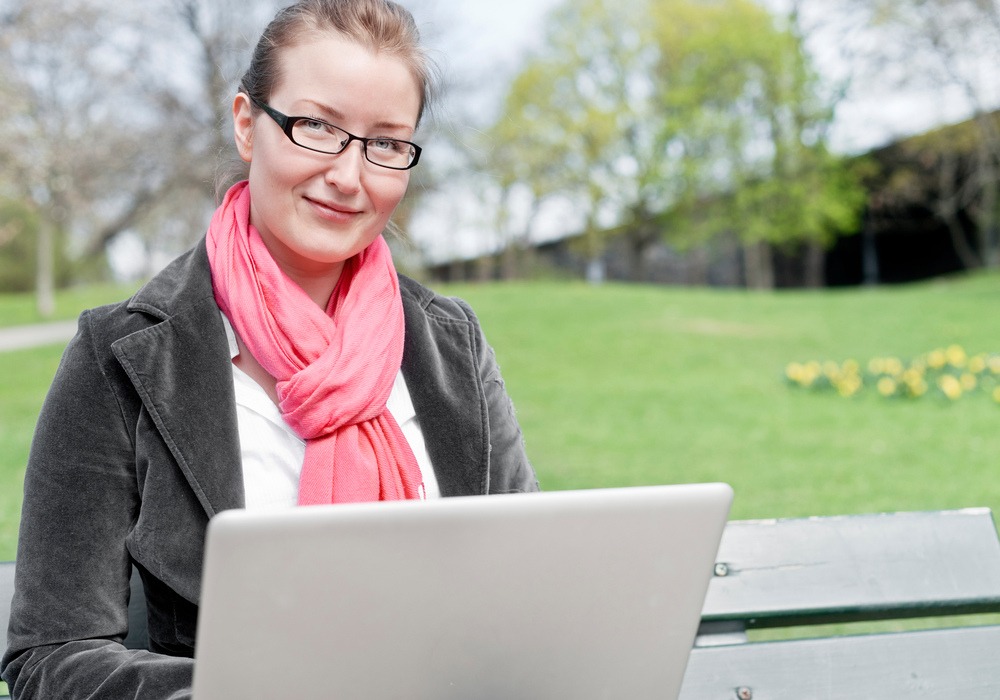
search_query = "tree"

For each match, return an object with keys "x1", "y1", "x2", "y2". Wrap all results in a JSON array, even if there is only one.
[
  {"x1": 826, "y1": 0, "x2": 1000, "y2": 270},
  {"x1": 0, "y1": 0, "x2": 253, "y2": 313},
  {"x1": 481, "y1": 0, "x2": 865, "y2": 287},
  {"x1": 479, "y1": 0, "x2": 652, "y2": 281},
  {"x1": 658, "y1": 1, "x2": 867, "y2": 287}
]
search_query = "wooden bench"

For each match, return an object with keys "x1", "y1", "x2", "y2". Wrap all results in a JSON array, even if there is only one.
[
  {"x1": 1, "y1": 508, "x2": 998, "y2": 698},
  {"x1": 680, "y1": 508, "x2": 1000, "y2": 699}
]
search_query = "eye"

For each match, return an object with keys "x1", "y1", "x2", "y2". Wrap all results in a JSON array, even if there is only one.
[
  {"x1": 370, "y1": 138, "x2": 407, "y2": 154},
  {"x1": 302, "y1": 118, "x2": 332, "y2": 133}
]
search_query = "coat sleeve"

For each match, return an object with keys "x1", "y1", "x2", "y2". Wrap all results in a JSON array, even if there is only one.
[
  {"x1": 459, "y1": 298, "x2": 540, "y2": 495},
  {"x1": 1, "y1": 310, "x2": 194, "y2": 700}
]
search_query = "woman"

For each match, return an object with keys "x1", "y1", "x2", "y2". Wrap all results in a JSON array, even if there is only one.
[{"x1": 1, "y1": 1, "x2": 537, "y2": 697}]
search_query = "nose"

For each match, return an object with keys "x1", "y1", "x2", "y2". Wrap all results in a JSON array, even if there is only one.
[{"x1": 324, "y1": 140, "x2": 364, "y2": 194}]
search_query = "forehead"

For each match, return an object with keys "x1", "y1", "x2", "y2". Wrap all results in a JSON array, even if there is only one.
[{"x1": 271, "y1": 33, "x2": 421, "y2": 130}]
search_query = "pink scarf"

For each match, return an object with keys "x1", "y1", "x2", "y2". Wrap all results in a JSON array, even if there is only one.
[{"x1": 206, "y1": 181, "x2": 423, "y2": 504}]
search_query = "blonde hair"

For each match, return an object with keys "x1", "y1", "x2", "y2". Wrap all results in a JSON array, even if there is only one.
[{"x1": 240, "y1": 0, "x2": 436, "y2": 125}]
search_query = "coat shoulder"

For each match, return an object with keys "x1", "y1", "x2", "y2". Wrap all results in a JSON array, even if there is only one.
[{"x1": 398, "y1": 274, "x2": 477, "y2": 326}]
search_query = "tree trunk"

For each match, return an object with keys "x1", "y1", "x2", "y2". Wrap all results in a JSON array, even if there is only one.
[
  {"x1": 743, "y1": 240, "x2": 775, "y2": 290},
  {"x1": 35, "y1": 219, "x2": 55, "y2": 318},
  {"x1": 802, "y1": 240, "x2": 825, "y2": 288},
  {"x1": 500, "y1": 244, "x2": 518, "y2": 281},
  {"x1": 686, "y1": 246, "x2": 710, "y2": 286},
  {"x1": 474, "y1": 254, "x2": 494, "y2": 282},
  {"x1": 586, "y1": 258, "x2": 606, "y2": 285},
  {"x1": 976, "y1": 169, "x2": 1000, "y2": 268},
  {"x1": 583, "y1": 218, "x2": 604, "y2": 285},
  {"x1": 862, "y1": 213, "x2": 880, "y2": 286},
  {"x1": 938, "y1": 151, "x2": 982, "y2": 270},
  {"x1": 625, "y1": 228, "x2": 655, "y2": 282}
]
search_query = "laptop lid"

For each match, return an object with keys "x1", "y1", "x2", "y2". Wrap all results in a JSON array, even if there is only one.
[{"x1": 192, "y1": 482, "x2": 733, "y2": 700}]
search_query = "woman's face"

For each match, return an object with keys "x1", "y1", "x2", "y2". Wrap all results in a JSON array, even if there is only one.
[{"x1": 232, "y1": 33, "x2": 421, "y2": 286}]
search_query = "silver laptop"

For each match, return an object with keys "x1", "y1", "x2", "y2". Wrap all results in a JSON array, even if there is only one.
[{"x1": 192, "y1": 483, "x2": 733, "y2": 699}]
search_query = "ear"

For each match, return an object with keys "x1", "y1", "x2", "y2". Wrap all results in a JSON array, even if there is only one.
[{"x1": 233, "y1": 93, "x2": 255, "y2": 163}]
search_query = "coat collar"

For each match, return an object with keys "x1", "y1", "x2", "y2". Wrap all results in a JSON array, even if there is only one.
[{"x1": 112, "y1": 240, "x2": 245, "y2": 517}]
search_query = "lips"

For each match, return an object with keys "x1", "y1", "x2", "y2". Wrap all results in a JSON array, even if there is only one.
[{"x1": 305, "y1": 196, "x2": 362, "y2": 220}]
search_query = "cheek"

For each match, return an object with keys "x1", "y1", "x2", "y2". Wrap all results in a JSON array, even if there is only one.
[{"x1": 368, "y1": 173, "x2": 410, "y2": 214}]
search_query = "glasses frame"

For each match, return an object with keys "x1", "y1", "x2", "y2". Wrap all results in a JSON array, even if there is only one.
[{"x1": 248, "y1": 95, "x2": 422, "y2": 170}]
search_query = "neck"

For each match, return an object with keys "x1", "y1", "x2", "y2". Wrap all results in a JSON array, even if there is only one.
[{"x1": 284, "y1": 262, "x2": 346, "y2": 309}]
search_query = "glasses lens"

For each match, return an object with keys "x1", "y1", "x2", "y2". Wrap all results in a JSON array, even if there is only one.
[
  {"x1": 290, "y1": 119, "x2": 349, "y2": 154},
  {"x1": 365, "y1": 138, "x2": 417, "y2": 169}
]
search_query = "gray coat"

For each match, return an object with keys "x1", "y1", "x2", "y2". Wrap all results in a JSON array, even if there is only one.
[{"x1": 2, "y1": 240, "x2": 537, "y2": 699}]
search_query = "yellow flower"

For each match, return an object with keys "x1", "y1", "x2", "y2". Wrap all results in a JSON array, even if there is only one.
[
  {"x1": 927, "y1": 350, "x2": 947, "y2": 369},
  {"x1": 836, "y1": 375, "x2": 862, "y2": 398},
  {"x1": 786, "y1": 361, "x2": 821, "y2": 388},
  {"x1": 960, "y1": 373, "x2": 977, "y2": 391},
  {"x1": 884, "y1": 357, "x2": 904, "y2": 375},
  {"x1": 938, "y1": 374, "x2": 963, "y2": 400},
  {"x1": 902, "y1": 368, "x2": 927, "y2": 397},
  {"x1": 877, "y1": 376, "x2": 898, "y2": 397},
  {"x1": 946, "y1": 344, "x2": 967, "y2": 368},
  {"x1": 785, "y1": 362, "x2": 803, "y2": 382},
  {"x1": 785, "y1": 349, "x2": 999, "y2": 401}
]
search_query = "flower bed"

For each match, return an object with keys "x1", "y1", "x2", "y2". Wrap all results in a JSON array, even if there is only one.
[{"x1": 786, "y1": 345, "x2": 1000, "y2": 402}]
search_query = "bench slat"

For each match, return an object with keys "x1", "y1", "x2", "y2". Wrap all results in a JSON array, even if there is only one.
[
  {"x1": 680, "y1": 625, "x2": 1000, "y2": 699},
  {"x1": 702, "y1": 509, "x2": 1000, "y2": 628}
]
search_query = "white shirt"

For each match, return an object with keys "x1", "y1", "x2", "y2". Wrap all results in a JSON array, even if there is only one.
[{"x1": 221, "y1": 313, "x2": 440, "y2": 509}]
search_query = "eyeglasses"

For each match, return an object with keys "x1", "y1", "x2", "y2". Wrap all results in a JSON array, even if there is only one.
[{"x1": 249, "y1": 95, "x2": 422, "y2": 170}]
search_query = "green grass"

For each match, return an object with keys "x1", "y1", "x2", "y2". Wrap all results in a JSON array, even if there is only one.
[
  {"x1": 449, "y1": 271, "x2": 1000, "y2": 522},
  {"x1": 0, "y1": 344, "x2": 64, "y2": 558},
  {"x1": 0, "y1": 283, "x2": 139, "y2": 327},
  {"x1": 2, "y1": 272, "x2": 1000, "y2": 561}
]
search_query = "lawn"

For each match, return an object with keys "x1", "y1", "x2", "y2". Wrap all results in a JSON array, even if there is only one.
[
  {"x1": 0, "y1": 283, "x2": 139, "y2": 327},
  {"x1": 450, "y1": 272, "x2": 1000, "y2": 521},
  {"x1": 2, "y1": 273, "x2": 1000, "y2": 559}
]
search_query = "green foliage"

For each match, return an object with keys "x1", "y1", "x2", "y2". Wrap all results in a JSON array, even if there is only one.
[
  {"x1": 0, "y1": 198, "x2": 77, "y2": 293},
  {"x1": 485, "y1": 0, "x2": 867, "y2": 273},
  {"x1": 0, "y1": 200, "x2": 40, "y2": 293}
]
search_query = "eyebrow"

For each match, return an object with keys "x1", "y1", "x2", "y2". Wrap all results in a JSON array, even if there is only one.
[{"x1": 298, "y1": 99, "x2": 415, "y2": 135}]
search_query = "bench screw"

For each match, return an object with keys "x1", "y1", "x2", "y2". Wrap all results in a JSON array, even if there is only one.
[
  {"x1": 736, "y1": 687, "x2": 753, "y2": 700},
  {"x1": 714, "y1": 562, "x2": 730, "y2": 577}
]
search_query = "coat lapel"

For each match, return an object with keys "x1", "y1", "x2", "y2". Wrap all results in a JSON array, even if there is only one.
[
  {"x1": 112, "y1": 243, "x2": 245, "y2": 517},
  {"x1": 400, "y1": 279, "x2": 490, "y2": 497}
]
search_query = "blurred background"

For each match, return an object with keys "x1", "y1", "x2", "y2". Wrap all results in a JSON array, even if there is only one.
[{"x1": 3, "y1": 0, "x2": 1000, "y2": 304}]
